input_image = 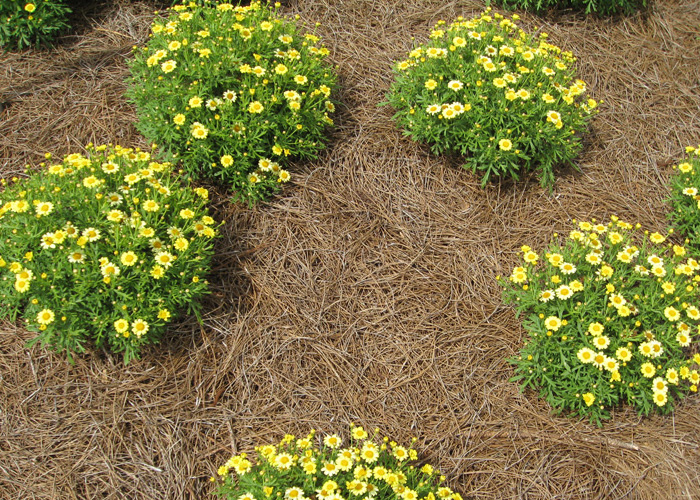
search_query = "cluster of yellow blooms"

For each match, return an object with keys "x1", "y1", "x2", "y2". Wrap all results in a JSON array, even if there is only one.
[
  {"x1": 130, "y1": 1, "x2": 337, "y2": 198},
  {"x1": 388, "y1": 8, "x2": 598, "y2": 188},
  {"x1": 0, "y1": 144, "x2": 217, "y2": 362},
  {"x1": 216, "y1": 426, "x2": 462, "y2": 500},
  {"x1": 501, "y1": 215, "x2": 700, "y2": 420}
]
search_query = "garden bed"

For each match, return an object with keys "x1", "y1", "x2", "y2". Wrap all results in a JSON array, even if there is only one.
[{"x1": 1, "y1": 0, "x2": 700, "y2": 498}]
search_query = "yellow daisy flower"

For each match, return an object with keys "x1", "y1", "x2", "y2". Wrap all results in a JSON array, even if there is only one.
[
  {"x1": 498, "y1": 139, "x2": 513, "y2": 151},
  {"x1": 131, "y1": 319, "x2": 149, "y2": 338},
  {"x1": 37, "y1": 309, "x2": 55, "y2": 325},
  {"x1": 114, "y1": 319, "x2": 129, "y2": 333},
  {"x1": 120, "y1": 251, "x2": 138, "y2": 267}
]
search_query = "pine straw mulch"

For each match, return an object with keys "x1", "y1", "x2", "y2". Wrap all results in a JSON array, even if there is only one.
[{"x1": 2, "y1": 0, "x2": 700, "y2": 498}]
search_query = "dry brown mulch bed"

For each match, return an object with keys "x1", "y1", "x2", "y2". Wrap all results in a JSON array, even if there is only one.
[{"x1": 2, "y1": 0, "x2": 700, "y2": 498}]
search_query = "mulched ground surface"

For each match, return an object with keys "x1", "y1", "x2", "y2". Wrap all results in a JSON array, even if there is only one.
[{"x1": 2, "y1": 0, "x2": 700, "y2": 498}]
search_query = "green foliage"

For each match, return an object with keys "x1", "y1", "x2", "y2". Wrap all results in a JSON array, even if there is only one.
[
  {"x1": 127, "y1": 1, "x2": 338, "y2": 204},
  {"x1": 0, "y1": 144, "x2": 218, "y2": 364},
  {"x1": 216, "y1": 425, "x2": 462, "y2": 500},
  {"x1": 490, "y1": 0, "x2": 648, "y2": 16},
  {"x1": 0, "y1": 0, "x2": 71, "y2": 50},
  {"x1": 668, "y1": 146, "x2": 700, "y2": 253},
  {"x1": 499, "y1": 217, "x2": 700, "y2": 425},
  {"x1": 387, "y1": 8, "x2": 598, "y2": 189}
]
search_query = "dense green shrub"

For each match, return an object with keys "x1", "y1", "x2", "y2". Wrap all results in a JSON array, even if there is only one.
[
  {"x1": 491, "y1": 0, "x2": 648, "y2": 16},
  {"x1": 668, "y1": 145, "x2": 700, "y2": 252},
  {"x1": 0, "y1": 0, "x2": 71, "y2": 50},
  {"x1": 500, "y1": 217, "x2": 700, "y2": 425},
  {"x1": 216, "y1": 425, "x2": 463, "y2": 500},
  {"x1": 387, "y1": 8, "x2": 598, "y2": 188},
  {"x1": 128, "y1": 1, "x2": 338, "y2": 204},
  {"x1": 0, "y1": 144, "x2": 217, "y2": 363}
]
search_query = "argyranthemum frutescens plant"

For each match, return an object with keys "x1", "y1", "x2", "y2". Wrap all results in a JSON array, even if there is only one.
[
  {"x1": 668, "y1": 145, "x2": 700, "y2": 253},
  {"x1": 127, "y1": 1, "x2": 337, "y2": 204},
  {"x1": 499, "y1": 217, "x2": 700, "y2": 425},
  {"x1": 216, "y1": 425, "x2": 462, "y2": 500},
  {"x1": 0, "y1": 0, "x2": 71, "y2": 50},
  {"x1": 387, "y1": 8, "x2": 599, "y2": 188},
  {"x1": 0, "y1": 144, "x2": 217, "y2": 364}
]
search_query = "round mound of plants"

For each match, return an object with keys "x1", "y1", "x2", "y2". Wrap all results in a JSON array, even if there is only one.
[
  {"x1": 0, "y1": 0, "x2": 71, "y2": 50},
  {"x1": 668, "y1": 145, "x2": 700, "y2": 252},
  {"x1": 387, "y1": 9, "x2": 599, "y2": 189},
  {"x1": 491, "y1": 0, "x2": 648, "y2": 16},
  {"x1": 127, "y1": 1, "x2": 338, "y2": 204},
  {"x1": 0, "y1": 144, "x2": 217, "y2": 363},
  {"x1": 215, "y1": 424, "x2": 463, "y2": 500},
  {"x1": 500, "y1": 217, "x2": 700, "y2": 425}
]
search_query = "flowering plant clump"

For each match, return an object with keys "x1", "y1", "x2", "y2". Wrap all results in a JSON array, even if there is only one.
[
  {"x1": 0, "y1": 0, "x2": 71, "y2": 50},
  {"x1": 127, "y1": 1, "x2": 337, "y2": 204},
  {"x1": 0, "y1": 144, "x2": 217, "y2": 363},
  {"x1": 387, "y1": 8, "x2": 598, "y2": 189},
  {"x1": 668, "y1": 145, "x2": 700, "y2": 253},
  {"x1": 216, "y1": 425, "x2": 462, "y2": 500},
  {"x1": 499, "y1": 217, "x2": 700, "y2": 425},
  {"x1": 491, "y1": 0, "x2": 648, "y2": 16}
]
